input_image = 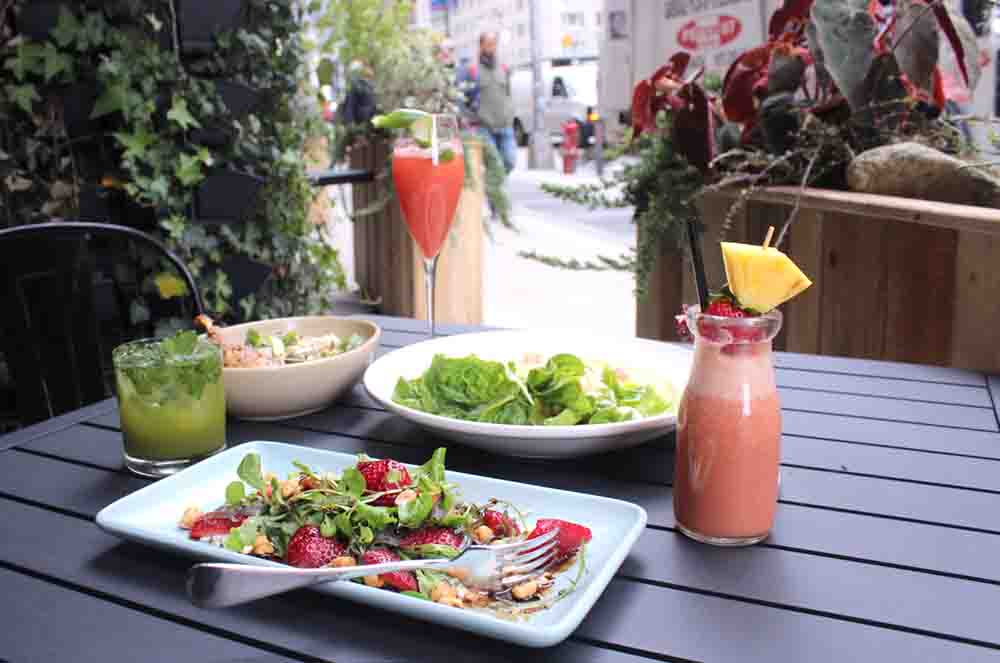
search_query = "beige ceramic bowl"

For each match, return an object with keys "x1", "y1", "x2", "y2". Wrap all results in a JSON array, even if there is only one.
[{"x1": 214, "y1": 316, "x2": 381, "y2": 421}]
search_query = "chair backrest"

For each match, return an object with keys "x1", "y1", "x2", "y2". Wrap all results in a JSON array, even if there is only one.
[{"x1": 0, "y1": 222, "x2": 204, "y2": 426}]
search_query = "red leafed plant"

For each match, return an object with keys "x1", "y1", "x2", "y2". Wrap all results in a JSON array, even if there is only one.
[{"x1": 533, "y1": 0, "x2": 984, "y2": 299}]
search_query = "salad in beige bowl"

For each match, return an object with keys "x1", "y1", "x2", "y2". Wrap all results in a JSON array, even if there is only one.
[{"x1": 197, "y1": 315, "x2": 380, "y2": 421}]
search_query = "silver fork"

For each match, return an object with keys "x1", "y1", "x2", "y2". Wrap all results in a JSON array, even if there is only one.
[{"x1": 186, "y1": 527, "x2": 559, "y2": 608}]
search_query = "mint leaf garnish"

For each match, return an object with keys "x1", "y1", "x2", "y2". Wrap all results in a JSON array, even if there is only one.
[{"x1": 162, "y1": 330, "x2": 197, "y2": 356}]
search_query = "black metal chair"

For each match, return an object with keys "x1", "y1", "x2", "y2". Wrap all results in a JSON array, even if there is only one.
[{"x1": 0, "y1": 221, "x2": 204, "y2": 427}]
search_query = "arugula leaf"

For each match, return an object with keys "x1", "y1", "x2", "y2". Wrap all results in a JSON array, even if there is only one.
[
  {"x1": 354, "y1": 503, "x2": 396, "y2": 531},
  {"x1": 245, "y1": 328, "x2": 263, "y2": 347},
  {"x1": 237, "y1": 453, "x2": 265, "y2": 490},
  {"x1": 334, "y1": 513, "x2": 353, "y2": 538},
  {"x1": 225, "y1": 481, "x2": 246, "y2": 505},
  {"x1": 358, "y1": 526, "x2": 374, "y2": 544},
  {"x1": 398, "y1": 490, "x2": 435, "y2": 528},
  {"x1": 341, "y1": 468, "x2": 366, "y2": 498},
  {"x1": 405, "y1": 543, "x2": 461, "y2": 559},
  {"x1": 416, "y1": 447, "x2": 447, "y2": 483},
  {"x1": 401, "y1": 590, "x2": 430, "y2": 601},
  {"x1": 320, "y1": 515, "x2": 337, "y2": 538}
]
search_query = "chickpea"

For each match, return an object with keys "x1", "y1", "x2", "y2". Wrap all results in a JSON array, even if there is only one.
[
  {"x1": 330, "y1": 556, "x2": 357, "y2": 568},
  {"x1": 439, "y1": 597, "x2": 464, "y2": 609},
  {"x1": 178, "y1": 506, "x2": 202, "y2": 529},
  {"x1": 431, "y1": 582, "x2": 458, "y2": 603},
  {"x1": 511, "y1": 579, "x2": 539, "y2": 601},
  {"x1": 251, "y1": 534, "x2": 275, "y2": 556},
  {"x1": 363, "y1": 575, "x2": 385, "y2": 588},
  {"x1": 394, "y1": 489, "x2": 418, "y2": 506},
  {"x1": 472, "y1": 525, "x2": 495, "y2": 544},
  {"x1": 279, "y1": 478, "x2": 300, "y2": 499}
]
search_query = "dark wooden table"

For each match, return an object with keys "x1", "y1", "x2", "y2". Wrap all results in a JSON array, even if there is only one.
[{"x1": 3, "y1": 315, "x2": 1000, "y2": 662}]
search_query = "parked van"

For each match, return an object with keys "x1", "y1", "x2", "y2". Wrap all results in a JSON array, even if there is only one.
[{"x1": 510, "y1": 60, "x2": 598, "y2": 146}]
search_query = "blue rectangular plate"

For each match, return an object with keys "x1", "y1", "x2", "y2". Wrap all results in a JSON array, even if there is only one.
[{"x1": 96, "y1": 441, "x2": 647, "y2": 648}]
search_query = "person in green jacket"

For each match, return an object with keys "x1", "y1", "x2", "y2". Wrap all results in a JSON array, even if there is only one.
[{"x1": 459, "y1": 31, "x2": 516, "y2": 173}]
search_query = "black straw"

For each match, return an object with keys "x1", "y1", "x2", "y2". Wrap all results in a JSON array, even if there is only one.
[{"x1": 686, "y1": 218, "x2": 709, "y2": 311}]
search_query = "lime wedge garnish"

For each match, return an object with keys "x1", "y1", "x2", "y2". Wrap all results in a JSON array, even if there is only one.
[{"x1": 372, "y1": 108, "x2": 431, "y2": 132}]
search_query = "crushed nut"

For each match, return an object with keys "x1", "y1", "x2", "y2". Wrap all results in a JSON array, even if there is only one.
[
  {"x1": 279, "y1": 478, "x2": 301, "y2": 499},
  {"x1": 179, "y1": 506, "x2": 202, "y2": 529},
  {"x1": 241, "y1": 545, "x2": 253, "y2": 555},
  {"x1": 394, "y1": 489, "x2": 418, "y2": 506},
  {"x1": 363, "y1": 575, "x2": 385, "y2": 588},
  {"x1": 439, "y1": 596, "x2": 464, "y2": 608},
  {"x1": 473, "y1": 525, "x2": 495, "y2": 544},
  {"x1": 445, "y1": 567, "x2": 470, "y2": 582},
  {"x1": 330, "y1": 556, "x2": 357, "y2": 568},
  {"x1": 463, "y1": 590, "x2": 490, "y2": 607},
  {"x1": 511, "y1": 579, "x2": 539, "y2": 601},
  {"x1": 252, "y1": 534, "x2": 275, "y2": 556},
  {"x1": 431, "y1": 582, "x2": 458, "y2": 603}
]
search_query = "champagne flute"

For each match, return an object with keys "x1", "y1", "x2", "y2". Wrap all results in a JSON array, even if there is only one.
[{"x1": 391, "y1": 113, "x2": 465, "y2": 337}]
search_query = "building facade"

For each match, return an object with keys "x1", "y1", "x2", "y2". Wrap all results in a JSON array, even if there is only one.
[{"x1": 429, "y1": 0, "x2": 602, "y2": 69}]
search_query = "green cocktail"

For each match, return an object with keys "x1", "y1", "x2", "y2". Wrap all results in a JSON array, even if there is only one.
[{"x1": 113, "y1": 332, "x2": 226, "y2": 477}]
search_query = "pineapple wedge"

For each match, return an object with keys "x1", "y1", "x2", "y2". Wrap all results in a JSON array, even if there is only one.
[{"x1": 721, "y1": 242, "x2": 812, "y2": 313}]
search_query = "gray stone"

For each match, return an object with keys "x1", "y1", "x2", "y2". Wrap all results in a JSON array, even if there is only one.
[{"x1": 846, "y1": 141, "x2": 1000, "y2": 207}]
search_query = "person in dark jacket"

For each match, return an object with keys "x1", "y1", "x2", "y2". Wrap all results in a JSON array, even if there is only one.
[{"x1": 340, "y1": 60, "x2": 376, "y2": 125}]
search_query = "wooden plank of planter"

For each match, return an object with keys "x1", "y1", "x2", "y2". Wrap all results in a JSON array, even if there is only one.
[
  {"x1": 350, "y1": 138, "x2": 483, "y2": 325},
  {"x1": 951, "y1": 233, "x2": 1000, "y2": 372},
  {"x1": 710, "y1": 186, "x2": 1000, "y2": 237},
  {"x1": 784, "y1": 207, "x2": 824, "y2": 354}
]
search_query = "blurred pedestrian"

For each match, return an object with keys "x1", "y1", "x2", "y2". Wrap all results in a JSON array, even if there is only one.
[
  {"x1": 341, "y1": 60, "x2": 376, "y2": 126},
  {"x1": 460, "y1": 31, "x2": 516, "y2": 173}
]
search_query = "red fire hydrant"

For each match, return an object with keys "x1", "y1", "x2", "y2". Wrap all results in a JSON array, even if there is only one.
[{"x1": 560, "y1": 120, "x2": 580, "y2": 174}]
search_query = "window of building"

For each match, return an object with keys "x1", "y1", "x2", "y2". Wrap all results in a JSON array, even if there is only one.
[
  {"x1": 595, "y1": 12, "x2": 602, "y2": 25},
  {"x1": 561, "y1": 11, "x2": 584, "y2": 27},
  {"x1": 516, "y1": 22, "x2": 526, "y2": 36}
]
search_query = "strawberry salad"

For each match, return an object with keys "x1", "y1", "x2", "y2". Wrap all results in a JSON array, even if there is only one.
[{"x1": 178, "y1": 447, "x2": 592, "y2": 616}]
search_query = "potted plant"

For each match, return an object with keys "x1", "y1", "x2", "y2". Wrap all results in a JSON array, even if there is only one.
[{"x1": 537, "y1": 0, "x2": 1000, "y2": 372}]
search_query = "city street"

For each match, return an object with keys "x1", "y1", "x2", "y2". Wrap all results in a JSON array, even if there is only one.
[{"x1": 482, "y1": 149, "x2": 637, "y2": 336}]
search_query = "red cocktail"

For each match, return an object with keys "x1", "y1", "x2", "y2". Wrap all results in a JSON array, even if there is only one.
[{"x1": 390, "y1": 114, "x2": 464, "y2": 337}]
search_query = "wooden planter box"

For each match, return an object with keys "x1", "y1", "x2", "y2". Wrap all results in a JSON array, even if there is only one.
[
  {"x1": 349, "y1": 138, "x2": 484, "y2": 325},
  {"x1": 637, "y1": 187, "x2": 1000, "y2": 374}
]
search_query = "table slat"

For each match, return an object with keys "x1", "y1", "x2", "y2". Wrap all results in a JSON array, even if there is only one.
[{"x1": 0, "y1": 568, "x2": 297, "y2": 663}]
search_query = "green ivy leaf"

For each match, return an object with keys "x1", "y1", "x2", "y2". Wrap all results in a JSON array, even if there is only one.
[
  {"x1": 51, "y1": 7, "x2": 82, "y2": 48},
  {"x1": 6, "y1": 84, "x2": 40, "y2": 114},
  {"x1": 42, "y1": 44, "x2": 72, "y2": 82},
  {"x1": 167, "y1": 96, "x2": 201, "y2": 130},
  {"x1": 114, "y1": 127, "x2": 156, "y2": 160},
  {"x1": 91, "y1": 84, "x2": 128, "y2": 118},
  {"x1": 175, "y1": 152, "x2": 206, "y2": 186}
]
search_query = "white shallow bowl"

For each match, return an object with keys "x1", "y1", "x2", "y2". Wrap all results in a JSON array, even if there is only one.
[
  {"x1": 364, "y1": 330, "x2": 693, "y2": 458},
  {"x1": 95, "y1": 441, "x2": 648, "y2": 648},
  {"x1": 216, "y1": 316, "x2": 381, "y2": 421}
]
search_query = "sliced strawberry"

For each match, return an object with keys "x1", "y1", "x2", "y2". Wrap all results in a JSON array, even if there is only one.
[
  {"x1": 361, "y1": 548, "x2": 418, "y2": 591},
  {"x1": 189, "y1": 511, "x2": 247, "y2": 540},
  {"x1": 285, "y1": 525, "x2": 348, "y2": 568},
  {"x1": 482, "y1": 510, "x2": 520, "y2": 538},
  {"x1": 705, "y1": 299, "x2": 746, "y2": 318},
  {"x1": 398, "y1": 526, "x2": 465, "y2": 558},
  {"x1": 357, "y1": 459, "x2": 413, "y2": 506},
  {"x1": 527, "y1": 518, "x2": 592, "y2": 564}
]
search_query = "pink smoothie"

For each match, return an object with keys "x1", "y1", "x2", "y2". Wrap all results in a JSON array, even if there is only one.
[{"x1": 673, "y1": 343, "x2": 782, "y2": 542}]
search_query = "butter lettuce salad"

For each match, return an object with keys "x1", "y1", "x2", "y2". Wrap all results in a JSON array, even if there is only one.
[{"x1": 392, "y1": 353, "x2": 675, "y2": 426}]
